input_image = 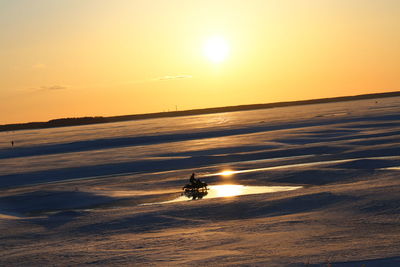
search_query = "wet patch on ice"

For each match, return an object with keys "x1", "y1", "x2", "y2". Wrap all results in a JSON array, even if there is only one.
[
  {"x1": 143, "y1": 185, "x2": 302, "y2": 205},
  {"x1": 382, "y1": 166, "x2": 400, "y2": 171},
  {"x1": 202, "y1": 156, "x2": 400, "y2": 177}
]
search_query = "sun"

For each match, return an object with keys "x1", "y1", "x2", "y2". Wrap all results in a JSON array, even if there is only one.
[{"x1": 203, "y1": 36, "x2": 230, "y2": 63}]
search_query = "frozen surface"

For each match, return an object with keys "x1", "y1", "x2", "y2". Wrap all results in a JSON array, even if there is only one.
[
  {"x1": 148, "y1": 185, "x2": 303, "y2": 204},
  {"x1": 0, "y1": 97, "x2": 400, "y2": 266}
]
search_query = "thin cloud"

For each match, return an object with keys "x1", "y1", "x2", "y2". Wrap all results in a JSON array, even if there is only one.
[
  {"x1": 41, "y1": 85, "x2": 67, "y2": 91},
  {"x1": 156, "y1": 75, "x2": 193, "y2": 81},
  {"x1": 26, "y1": 85, "x2": 68, "y2": 92},
  {"x1": 82, "y1": 75, "x2": 193, "y2": 87}
]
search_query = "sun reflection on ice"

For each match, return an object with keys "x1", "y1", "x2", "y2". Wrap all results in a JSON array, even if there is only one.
[
  {"x1": 214, "y1": 185, "x2": 244, "y2": 197},
  {"x1": 219, "y1": 170, "x2": 235, "y2": 176},
  {"x1": 208, "y1": 185, "x2": 301, "y2": 199},
  {"x1": 145, "y1": 184, "x2": 302, "y2": 205}
]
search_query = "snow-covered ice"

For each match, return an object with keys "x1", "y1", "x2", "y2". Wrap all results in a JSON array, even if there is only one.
[{"x1": 0, "y1": 97, "x2": 400, "y2": 266}]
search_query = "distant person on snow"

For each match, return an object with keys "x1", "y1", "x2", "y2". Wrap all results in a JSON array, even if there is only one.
[
  {"x1": 190, "y1": 172, "x2": 205, "y2": 187},
  {"x1": 189, "y1": 173, "x2": 197, "y2": 185},
  {"x1": 185, "y1": 172, "x2": 207, "y2": 190}
]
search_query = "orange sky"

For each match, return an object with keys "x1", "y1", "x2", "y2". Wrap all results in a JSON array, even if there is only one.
[{"x1": 1, "y1": 0, "x2": 399, "y2": 124}]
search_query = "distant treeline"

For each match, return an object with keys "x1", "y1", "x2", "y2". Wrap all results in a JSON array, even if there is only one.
[{"x1": 1, "y1": 91, "x2": 399, "y2": 132}]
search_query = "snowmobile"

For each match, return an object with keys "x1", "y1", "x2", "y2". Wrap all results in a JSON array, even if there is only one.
[
  {"x1": 182, "y1": 180, "x2": 208, "y2": 192},
  {"x1": 182, "y1": 188, "x2": 208, "y2": 200}
]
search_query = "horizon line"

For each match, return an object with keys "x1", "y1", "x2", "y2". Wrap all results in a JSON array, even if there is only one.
[{"x1": 1, "y1": 90, "x2": 399, "y2": 131}]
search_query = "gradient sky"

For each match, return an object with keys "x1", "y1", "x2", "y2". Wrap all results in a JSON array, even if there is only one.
[{"x1": 1, "y1": 0, "x2": 399, "y2": 124}]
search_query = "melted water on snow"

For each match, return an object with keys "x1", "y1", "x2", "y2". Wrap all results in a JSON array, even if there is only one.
[{"x1": 143, "y1": 185, "x2": 302, "y2": 205}]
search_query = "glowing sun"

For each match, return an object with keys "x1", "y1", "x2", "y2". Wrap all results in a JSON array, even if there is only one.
[{"x1": 203, "y1": 36, "x2": 230, "y2": 63}]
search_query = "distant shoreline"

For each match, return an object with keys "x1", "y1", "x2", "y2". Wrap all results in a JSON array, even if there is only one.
[{"x1": 1, "y1": 91, "x2": 399, "y2": 132}]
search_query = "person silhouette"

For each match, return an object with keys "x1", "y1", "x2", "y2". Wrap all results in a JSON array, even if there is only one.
[
  {"x1": 11, "y1": 141, "x2": 14, "y2": 147},
  {"x1": 189, "y1": 173, "x2": 197, "y2": 185}
]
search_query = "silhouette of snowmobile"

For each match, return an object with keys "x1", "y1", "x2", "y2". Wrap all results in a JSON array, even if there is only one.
[{"x1": 183, "y1": 173, "x2": 208, "y2": 192}]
